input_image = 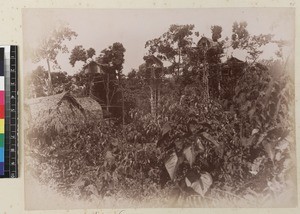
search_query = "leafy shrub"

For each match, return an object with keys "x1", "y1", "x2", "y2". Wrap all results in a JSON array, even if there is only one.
[{"x1": 26, "y1": 59, "x2": 296, "y2": 207}]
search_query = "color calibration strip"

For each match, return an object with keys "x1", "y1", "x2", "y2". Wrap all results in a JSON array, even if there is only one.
[
  {"x1": 0, "y1": 48, "x2": 4, "y2": 175},
  {"x1": 8, "y1": 46, "x2": 18, "y2": 178},
  {"x1": 0, "y1": 45, "x2": 18, "y2": 178}
]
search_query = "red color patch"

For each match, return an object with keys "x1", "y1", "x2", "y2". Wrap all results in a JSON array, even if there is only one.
[
  {"x1": 0, "y1": 105, "x2": 4, "y2": 118},
  {"x1": 0, "y1": 91, "x2": 4, "y2": 105}
]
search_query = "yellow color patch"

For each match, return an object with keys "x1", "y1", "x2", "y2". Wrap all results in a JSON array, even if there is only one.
[{"x1": 0, "y1": 119, "x2": 4, "y2": 133}]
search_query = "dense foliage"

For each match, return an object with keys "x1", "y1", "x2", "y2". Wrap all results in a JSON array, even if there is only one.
[{"x1": 25, "y1": 21, "x2": 296, "y2": 207}]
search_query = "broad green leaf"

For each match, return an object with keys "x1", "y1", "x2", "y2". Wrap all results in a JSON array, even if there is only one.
[
  {"x1": 263, "y1": 142, "x2": 275, "y2": 161},
  {"x1": 164, "y1": 151, "x2": 178, "y2": 180},
  {"x1": 252, "y1": 128, "x2": 259, "y2": 135},
  {"x1": 187, "y1": 172, "x2": 213, "y2": 197},
  {"x1": 183, "y1": 146, "x2": 195, "y2": 167},
  {"x1": 196, "y1": 138, "x2": 205, "y2": 152},
  {"x1": 200, "y1": 172, "x2": 213, "y2": 195},
  {"x1": 276, "y1": 139, "x2": 289, "y2": 152},
  {"x1": 201, "y1": 132, "x2": 219, "y2": 147},
  {"x1": 175, "y1": 140, "x2": 183, "y2": 150},
  {"x1": 255, "y1": 132, "x2": 267, "y2": 146},
  {"x1": 185, "y1": 177, "x2": 192, "y2": 187},
  {"x1": 249, "y1": 156, "x2": 264, "y2": 175},
  {"x1": 190, "y1": 180, "x2": 203, "y2": 196},
  {"x1": 162, "y1": 122, "x2": 172, "y2": 136}
]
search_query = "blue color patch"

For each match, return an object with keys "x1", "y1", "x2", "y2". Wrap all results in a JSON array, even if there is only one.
[
  {"x1": 0, "y1": 147, "x2": 4, "y2": 162},
  {"x1": 0, "y1": 162, "x2": 4, "y2": 175}
]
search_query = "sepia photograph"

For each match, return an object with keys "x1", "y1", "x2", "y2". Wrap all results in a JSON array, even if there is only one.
[{"x1": 23, "y1": 8, "x2": 296, "y2": 210}]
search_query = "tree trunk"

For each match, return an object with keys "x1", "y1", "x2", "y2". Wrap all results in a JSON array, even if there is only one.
[
  {"x1": 88, "y1": 63, "x2": 92, "y2": 96},
  {"x1": 150, "y1": 67, "x2": 157, "y2": 118},
  {"x1": 118, "y1": 72, "x2": 125, "y2": 137},
  {"x1": 217, "y1": 64, "x2": 221, "y2": 99},
  {"x1": 46, "y1": 59, "x2": 53, "y2": 95},
  {"x1": 156, "y1": 81, "x2": 160, "y2": 118},
  {"x1": 106, "y1": 73, "x2": 110, "y2": 112},
  {"x1": 202, "y1": 52, "x2": 210, "y2": 102},
  {"x1": 150, "y1": 86, "x2": 156, "y2": 118},
  {"x1": 121, "y1": 86, "x2": 125, "y2": 136},
  {"x1": 177, "y1": 48, "x2": 181, "y2": 80}
]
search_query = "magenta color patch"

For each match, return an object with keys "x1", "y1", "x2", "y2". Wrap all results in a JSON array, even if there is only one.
[{"x1": 0, "y1": 91, "x2": 4, "y2": 105}]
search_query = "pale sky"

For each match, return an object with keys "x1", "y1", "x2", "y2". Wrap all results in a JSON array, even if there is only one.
[{"x1": 23, "y1": 8, "x2": 294, "y2": 75}]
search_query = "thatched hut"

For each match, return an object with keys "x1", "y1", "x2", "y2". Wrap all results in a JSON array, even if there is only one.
[
  {"x1": 83, "y1": 61, "x2": 103, "y2": 75},
  {"x1": 25, "y1": 92, "x2": 103, "y2": 134},
  {"x1": 197, "y1": 36, "x2": 212, "y2": 50},
  {"x1": 197, "y1": 36, "x2": 220, "y2": 53}
]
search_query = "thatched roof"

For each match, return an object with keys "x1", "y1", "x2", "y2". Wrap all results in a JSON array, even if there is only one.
[
  {"x1": 197, "y1": 37, "x2": 219, "y2": 50},
  {"x1": 226, "y1": 56, "x2": 245, "y2": 65},
  {"x1": 25, "y1": 92, "x2": 103, "y2": 133},
  {"x1": 82, "y1": 61, "x2": 103, "y2": 74},
  {"x1": 144, "y1": 55, "x2": 163, "y2": 67},
  {"x1": 197, "y1": 37, "x2": 212, "y2": 48}
]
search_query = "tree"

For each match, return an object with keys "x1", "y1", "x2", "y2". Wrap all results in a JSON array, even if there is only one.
[
  {"x1": 69, "y1": 46, "x2": 96, "y2": 67},
  {"x1": 26, "y1": 66, "x2": 71, "y2": 98},
  {"x1": 69, "y1": 46, "x2": 97, "y2": 96},
  {"x1": 69, "y1": 43, "x2": 126, "y2": 119},
  {"x1": 231, "y1": 21, "x2": 273, "y2": 62},
  {"x1": 211, "y1": 25, "x2": 223, "y2": 42},
  {"x1": 96, "y1": 42, "x2": 126, "y2": 116},
  {"x1": 97, "y1": 42, "x2": 126, "y2": 75},
  {"x1": 26, "y1": 66, "x2": 48, "y2": 98},
  {"x1": 231, "y1": 21, "x2": 249, "y2": 49},
  {"x1": 123, "y1": 68, "x2": 156, "y2": 121},
  {"x1": 26, "y1": 21, "x2": 296, "y2": 206},
  {"x1": 145, "y1": 24, "x2": 196, "y2": 80},
  {"x1": 182, "y1": 26, "x2": 224, "y2": 101},
  {"x1": 32, "y1": 25, "x2": 77, "y2": 95},
  {"x1": 139, "y1": 55, "x2": 164, "y2": 118},
  {"x1": 199, "y1": 26, "x2": 224, "y2": 101}
]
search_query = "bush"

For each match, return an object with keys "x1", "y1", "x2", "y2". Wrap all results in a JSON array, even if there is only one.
[{"x1": 26, "y1": 60, "x2": 296, "y2": 207}]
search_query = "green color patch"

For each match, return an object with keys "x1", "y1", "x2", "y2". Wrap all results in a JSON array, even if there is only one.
[{"x1": 0, "y1": 134, "x2": 4, "y2": 147}]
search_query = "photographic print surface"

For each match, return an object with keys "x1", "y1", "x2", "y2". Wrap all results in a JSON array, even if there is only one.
[{"x1": 23, "y1": 8, "x2": 296, "y2": 210}]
